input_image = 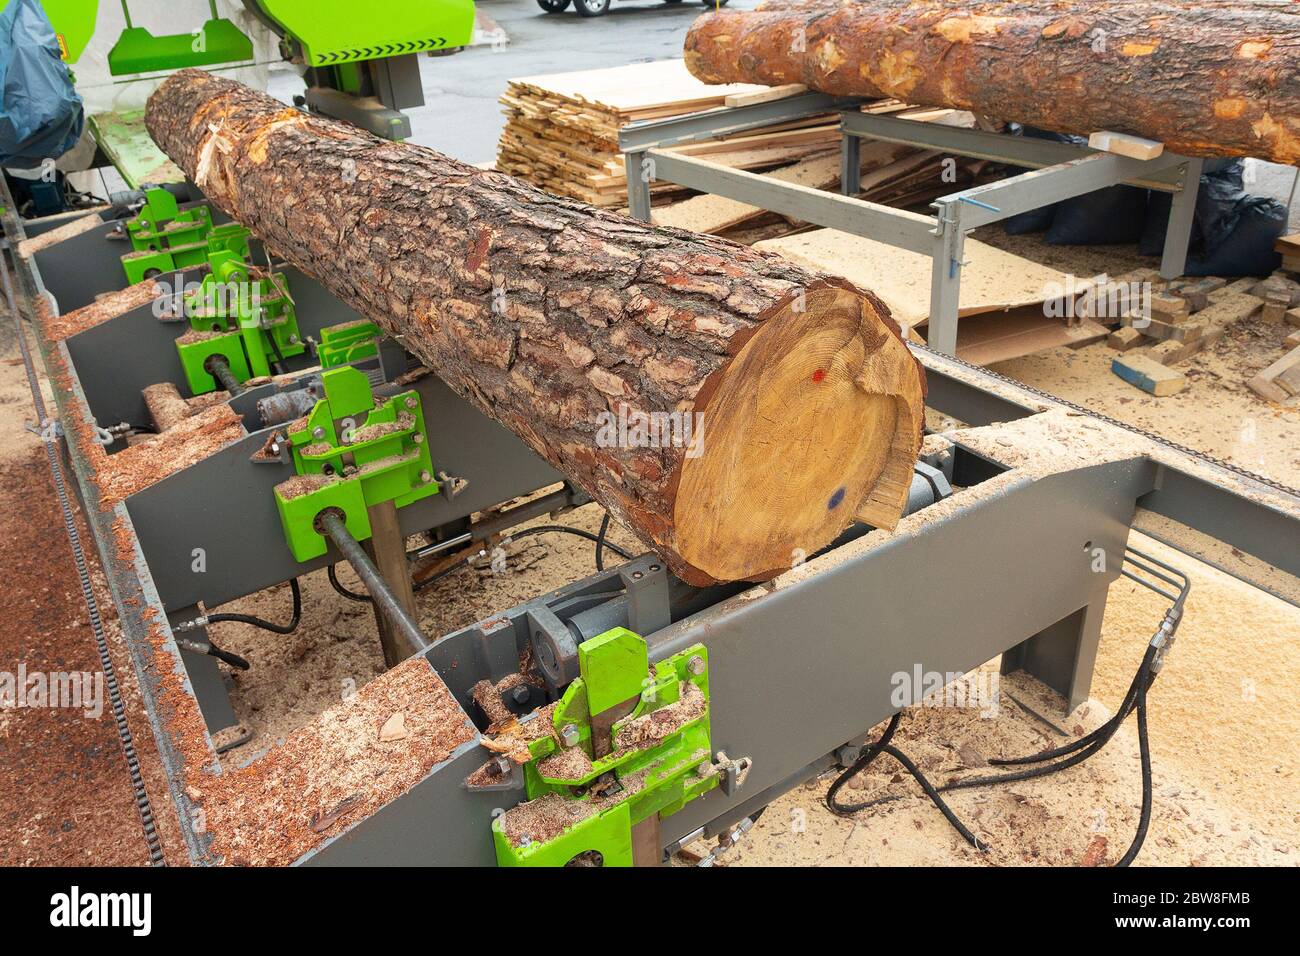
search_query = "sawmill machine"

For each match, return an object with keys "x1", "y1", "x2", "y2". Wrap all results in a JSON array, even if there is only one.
[{"x1": 9, "y1": 183, "x2": 1300, "y2": 866}]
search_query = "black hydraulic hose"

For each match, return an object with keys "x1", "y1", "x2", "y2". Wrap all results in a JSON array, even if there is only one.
[
  {"x1": 508, "y1": 522, "x2": 633, "y2": 562},
  {"x1": 328, "y1": 562, "x2": 372, "y2": 602},
  {"x1": 595, "y1": 512, "x2": 612, "y2": 572},
  {"x1": 1117, "y1": 683, "x2": 1153, "y2": 868},
  {"x1": 824, "y1": 545, "x2": 1184, "y2": 866},
  {"x1": 825, "y1": 712, "x2": 901, "y2": 813},
  {"x1": 206, "y1": 577, "x2": 301, "y2": 634}
]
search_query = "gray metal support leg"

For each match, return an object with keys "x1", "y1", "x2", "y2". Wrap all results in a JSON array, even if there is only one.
[
  {"x1": 625, "y1": 151, "x2": 652, "y2": 222},
  {"x1": 168, "y1": 606, "x2": 240, "y2": 735},
  {"x1": 927, "y1": 203, "x2": 965, "y2": 355},
  {"x1": 840, "y1": 133, "x2": 861, "y2": 196},
  {"x1": 1159, "y1": 157, "x2": 1204, "y2": 280},
  {"x1": 1000, "y1": 593, "x2": 1107, "y2": 714}
]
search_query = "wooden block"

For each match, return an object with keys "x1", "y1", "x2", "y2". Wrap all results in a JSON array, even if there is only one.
[
  {"x1": 1112, "y1": 354, "x2": 1188, "y2": 396},
  {"x1": 1148, "y1": 328, "x2": 1220, "y2": 366},
  {"x1": 1247, "y1": 344, "x2": 1300, "y2": 401},
  {"x1": 1107, "y1": 327, "x2": 1146, "y2": 351},
  {"x1": 1088, "y1": 130, "x2": 1164, "y2": 160},
  {"x1": 1129, "y1": 315, "x2": 1203, "y2": 342},
  {"x1": 1149, "y1": 292, "x2": 1190, "y2": 320},
  {"x1": 724, "y1": 84, "x2": 807, "y2": 108},
  {"x1": 1263, "y1": 298, "x2": 1289, "y2": 322},
  {"x1": 1285, "y1": 307, "x2": 1300, "y2": 328}
]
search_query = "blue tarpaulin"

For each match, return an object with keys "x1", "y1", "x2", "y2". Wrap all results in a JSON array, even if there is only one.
[{"x1": 0, "y1": 0, "x2": 84, "y2": 167}]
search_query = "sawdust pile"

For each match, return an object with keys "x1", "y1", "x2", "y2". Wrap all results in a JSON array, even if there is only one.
[
  {"x1": 94, "y1": 404, "x2": 244, "y2": 504},
  {"x1": 43, "y1": 279, "x2": 161, "y2": 341},
  {"x1": 201, "y1": 658, "x2": 474, "y2": 865}
]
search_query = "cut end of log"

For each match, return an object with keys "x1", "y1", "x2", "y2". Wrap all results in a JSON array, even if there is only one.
[{"x1": 671, "y1": 282, "x2": 924, "y2": 584}]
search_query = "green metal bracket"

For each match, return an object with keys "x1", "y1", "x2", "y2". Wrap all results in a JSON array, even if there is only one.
[
  {"x1": 175, "y1": 250, "x2": 306, "y2": 394},
  {"x1": 492, "y1": 630, "x2": 716, "y2": 867},
  {"x1": 274, "y1": 366, "x2": 440, "y2": 561},
  {"x1": 120, "y1": 188, "x2": 251, "y2": 284},
  {"x1": 107, "y1": 2, "x2": 253, "y2": 76},
  {"x1": 317, "y1": 319, "x2": 382, "y2": 369}
]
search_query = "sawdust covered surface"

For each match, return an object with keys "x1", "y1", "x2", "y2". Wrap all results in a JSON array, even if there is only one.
[
  {"x1": 202, "y1": 658, "x2": 473, "y2": 865},
  {"x1": 536, "y1": 745, "x2": 594, "y2": 781},
  {"x1": 614, "y1": 681, "x2": 706, "y2": 751},
  {"x1": 16, "y1": 212, "x2": 108, "y2": 259},
  {"x1": 94, "y1": 404, "x2": 244, "y2": 504},
  {"x1": 498, "y1": 792, "x2": 597, "y2": 848},
  {"x1": 43, "y1": 280, "x2": 160, "y2": 341}
]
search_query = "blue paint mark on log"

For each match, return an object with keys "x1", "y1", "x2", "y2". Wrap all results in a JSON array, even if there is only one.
[{"x1": 828, "y1": 487, "x2": 846, "y2": 510}]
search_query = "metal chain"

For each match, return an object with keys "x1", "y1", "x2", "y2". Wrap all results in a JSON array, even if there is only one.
[
  {"x1": 1, "y1": 248, "x2": 166, "y2": 866},
  {"x1": 911, "y1": 341, "x2": 1300, "y2": 498}
]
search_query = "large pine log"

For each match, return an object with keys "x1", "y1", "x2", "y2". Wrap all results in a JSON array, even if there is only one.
[
  {"x1": 144, "y1": 70, "x2": 925, "y2": 586},
  {"x1": 685, "y1": 1, "x2": 1300, "y2": 164}
]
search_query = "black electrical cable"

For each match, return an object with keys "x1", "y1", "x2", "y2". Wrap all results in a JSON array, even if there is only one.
[
  {"x1": 328, "y1": 562, "x2": 371, "y2": 602},
  {"x1": 595, "y1": 512, "x2": 612, "y2": 572},
  {"x1": 507, "y1": 522, "x2": 633, "y2": 563},
  {"x1": 413, "y1": 559, "x2": 469, "y2": 591},
  {"x1": 206, "y1": 578, "x2": 301, "y2": 633},
  {"x1": 825, "y1": 549, "x2": 1185, "y2": 865}
]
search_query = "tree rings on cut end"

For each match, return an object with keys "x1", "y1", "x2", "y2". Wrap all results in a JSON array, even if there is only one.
[{"x1": 671, "y1": 283, "x2": 924, "y2": 584}]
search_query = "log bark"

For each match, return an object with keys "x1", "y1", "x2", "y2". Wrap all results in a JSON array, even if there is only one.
[
  {"x1": 144, "y1": 70, "x2": 925, "y2": 586},
  {"x1": 685, "y1": 1, "x2": 1300, "y2": 165}
]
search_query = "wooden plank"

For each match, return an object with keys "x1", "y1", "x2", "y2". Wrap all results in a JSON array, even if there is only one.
[
  {"x1": 1247, "y1": 345, "x2": 1300, "y2": 401},
  {"x1": 1088, "y1": 130, "x2": 1165, "y2": 160},
  {"x1": 724, "y1": 84, "x2": 807, "y2": 108}
]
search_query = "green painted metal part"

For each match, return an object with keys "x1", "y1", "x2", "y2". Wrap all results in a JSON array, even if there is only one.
[
  {"x1": 120, "y1": 188, "x2": 251, "y2": 284},
  {"x1": 249, "y1": 0, "x2": 475, "y2": 66},
  {"x1": 493, "y1": 630, "x2": 716, "y2": 867},
  {"x1": 34, "y1": 0, "x2": 100, "y2": 63},
  {"x1": 87, "y1": 112, "x2": 184, "y2": 190},
  {"x1": 107, "y1": 2, "x2": 253, "y2": 76},
  {"x1": 274, "y1": 366, "x2": 440, "y2": 561},
  {"x1": 176, "y1": 250, "x2": 306, "y2": 394},
  {"x1": 317, "y1": 320, "x2": 381, "y2": 369}
]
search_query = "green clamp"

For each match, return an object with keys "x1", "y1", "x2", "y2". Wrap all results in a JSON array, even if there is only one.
[
  {"x1": 317, "y1": 319, "x2": 383, "y2": 369},
  {"x1": 492, "y1": 628, "x2": 717, "y2": 867},
  {"x1": 273, "y1": 366, "x2": 440, "y2": 561},
  {"x1": 175, "y1": 250, "x2": 306, "y2": 394},
  {"x1": 121, "y1": 187, "x2": 251, "y2": 284}
]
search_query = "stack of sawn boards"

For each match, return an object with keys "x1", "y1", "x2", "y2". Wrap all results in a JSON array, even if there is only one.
[{"x1": 497, "y1": 58, "x2": 988, "y2": 230}]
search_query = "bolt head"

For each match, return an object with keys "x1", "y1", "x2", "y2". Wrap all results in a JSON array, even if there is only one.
[
  {"x1": 412, "y1": 432, "x2": 423, "y2": 444},
  {"x1": 560, "y1": 724, "x2": 580, "y2": 748},
  {"x1": 687, "y1": 655, "x2": 706, "y2": 676},
  {"x1": 420, "y1": 470, "x2": 432, "y2": 484},
  {"x1": 312, "y1": 426, "x2": 325, "y2": 439}
]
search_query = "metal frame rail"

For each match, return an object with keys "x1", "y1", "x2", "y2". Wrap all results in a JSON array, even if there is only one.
[{"x1": 620, "y1": 93, "x2": 1203, "y2": 355}]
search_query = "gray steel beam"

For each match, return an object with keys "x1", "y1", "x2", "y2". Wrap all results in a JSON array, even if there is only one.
[
  {"x1": 645, "y1": 150, "x2": 936, "y2": 254},
  {"x1": 619, "y1": 92, "x2": 856, "y2": 152},
  {"x1": 840, "y1": 111, "x2": 1186, "y2": 191},
  {"x1": 933, "y1": 150, "x2": 1188, "y2": 231}
]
